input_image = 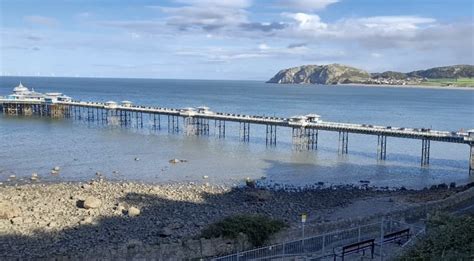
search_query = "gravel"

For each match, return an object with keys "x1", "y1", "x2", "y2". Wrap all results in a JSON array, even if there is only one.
[{"x1": 0, "y1": 179, "x2": 386, "y2": 259}]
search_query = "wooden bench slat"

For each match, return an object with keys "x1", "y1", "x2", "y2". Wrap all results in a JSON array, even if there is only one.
[
  {"x1": 384, "y1": 228, "x2": 409, "y2": 239},
  {"x1": 342, "y1": 239, "x2": 374, "y2": 251}
]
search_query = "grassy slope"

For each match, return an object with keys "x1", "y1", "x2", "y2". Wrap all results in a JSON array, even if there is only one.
[
  {"x1": 421, "y1": 77, "x2": 474, "y2": 87},
  {"x1": 398, "y1": 214, "x2": 474, "y2": 260}
]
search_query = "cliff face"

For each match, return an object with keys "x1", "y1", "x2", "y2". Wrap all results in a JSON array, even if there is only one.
[{"x1": 267, "y1": 64, "x2": 371, "y2": 84}]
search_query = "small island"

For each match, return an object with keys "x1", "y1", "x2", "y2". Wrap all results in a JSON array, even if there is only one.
[{"x1": 267, "y1": 64, "x2": 474, "y2": 88}]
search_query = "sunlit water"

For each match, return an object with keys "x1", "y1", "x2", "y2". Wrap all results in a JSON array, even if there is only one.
[{"x1": 1, "y1": 76, "x2": 473, "y2": 189}]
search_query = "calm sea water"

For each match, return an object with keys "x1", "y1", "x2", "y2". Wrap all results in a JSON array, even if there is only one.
[{"x1": 1, "y1": 76, "x2": 473, "y2": 188}]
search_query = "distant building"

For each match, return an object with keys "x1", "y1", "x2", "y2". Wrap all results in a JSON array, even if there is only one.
[{"x1": 4, "y1": 82, "x2": 72, "y2": 103}]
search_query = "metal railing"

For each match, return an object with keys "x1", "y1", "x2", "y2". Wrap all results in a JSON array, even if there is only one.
[{"x1": 212, "y1": 219, "x2": 424, "y2": 261}]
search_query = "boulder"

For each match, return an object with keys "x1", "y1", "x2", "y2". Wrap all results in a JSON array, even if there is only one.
[
  {"x1": 83, "y1": 196, "x2": 101, "y2": 209},
  {"x1": 128, "y1": 206, "x2": 140, "y2": 217}
]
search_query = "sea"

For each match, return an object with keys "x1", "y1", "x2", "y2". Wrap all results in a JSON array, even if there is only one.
[{"x1": 1, "y1": 76, "x2": 473, "y2": 189}]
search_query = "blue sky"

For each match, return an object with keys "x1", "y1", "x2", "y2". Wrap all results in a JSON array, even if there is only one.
[{"x1": 1, "y1": 0, "x2": 473, "y2": 79}]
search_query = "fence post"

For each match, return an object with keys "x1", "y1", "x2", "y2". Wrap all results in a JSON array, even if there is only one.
[
  {"x1": 322, "y1": 235, "x2": 325, "y2": 255},
  {"x1": 380, "y1": 218, "x2": 384, "y2": 261},
  {"x1": 358, "y1": 226, "x2": 361, "y2": 241}
]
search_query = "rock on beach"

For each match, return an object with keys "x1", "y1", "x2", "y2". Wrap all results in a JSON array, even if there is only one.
[
  {"x1": 127, "y1": 206, "x2": 141, "y2": 217},
  {"x1": 82, "y1": 196, "x2": 101, "y2": 209}
]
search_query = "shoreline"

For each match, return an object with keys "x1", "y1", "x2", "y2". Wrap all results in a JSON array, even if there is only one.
[
  {"x1": 338, "y1": 82, "x2": 474, "y2": 90},
  {"x1": 0, "y1": 174, "x2": 457, "y2": 192}
]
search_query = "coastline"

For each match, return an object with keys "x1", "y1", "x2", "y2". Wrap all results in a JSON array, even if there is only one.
[{"x1": 338, "y1": 82, "x2": 474, "y2": 90}]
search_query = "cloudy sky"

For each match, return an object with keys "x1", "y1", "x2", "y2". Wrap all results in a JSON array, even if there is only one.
[{"x1": 1, "y1": 0, "x2": 473, "y2": 79}]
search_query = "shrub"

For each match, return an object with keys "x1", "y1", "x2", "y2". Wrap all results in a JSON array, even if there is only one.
[
  {"x1": 398, "y1": 213, "x2": 474, "y2": 260},
  {"x1": 201, "y1": 215, "x2": 286, "y2": 247}
]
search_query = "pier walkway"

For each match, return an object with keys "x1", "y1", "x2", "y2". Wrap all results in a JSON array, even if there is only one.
[{"x1": 1, "y1": 91, "x2": 473, "y2": 174}]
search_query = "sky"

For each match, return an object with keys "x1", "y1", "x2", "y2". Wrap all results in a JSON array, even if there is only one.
[{"x1": 0, "y1": 0, "x2": 473, "y2": 80}]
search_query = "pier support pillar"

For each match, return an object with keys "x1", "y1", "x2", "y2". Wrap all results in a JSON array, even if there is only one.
[
  {"x1": 87, "y1": 107, "x2": 94, "y2": 122},
  {"x1": 184, "y1": 117, "x2": 208, "y2": 135},
  {"x1": 198, "y1": 118, "x2": 209, "y2": 135},
  {"x1": 95, "y1": 107, "x2": 99, "y2": 123},
  {"x1": 338, "y1": 131, "x2": 349, "y2": 154},
  {"x1": 215, "y1": 120, "x2": 226, "y2": 138},
  {"x1": 167, "y1": 115, "x2": 179, "y2": 133},
  {"x1": 292, "y1": 128, "x2": 318, "y2": 150},
  {"x1": 101, "y1": 108, "x2": 107, "y2": 124},
  {"x1": 266, "y1": 125, "x2": 277, "y2": 146},
  {"x1": 239, "y1": 122, "x2": 250, "y2": 142},
  {"x1": 107, "y1": 109, "x2": 119, "y2": 126},
  {"x1": 118, "y1": 110, "x2": 128, "y2": 126},
  {"x1": 377, "y1": 135, "x2": 387, "y2": 160},
  {"x1": 134, "y1": 112, "x2": 143, "y2": 128},
  {"x1": 184, "y1": 117, "x2": 196, "y2": 135},
  {"x1": 421, "y1": 139, "x2": 430, "y2": 166},
  {"x1": 153, "y1": 114, "x2": 161, "y2": 130}
]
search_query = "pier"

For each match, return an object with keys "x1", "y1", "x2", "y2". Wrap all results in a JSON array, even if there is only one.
[{"x1": 1, "y1": 83, "x2": 474, "y2": 174}]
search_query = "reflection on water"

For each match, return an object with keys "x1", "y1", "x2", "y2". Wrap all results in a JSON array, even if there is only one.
[{"x1": 0, "y1": 76, "x2": 473, "y2": 189}]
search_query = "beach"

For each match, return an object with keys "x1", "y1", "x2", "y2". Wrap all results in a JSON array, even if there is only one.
[{"x1": 1, "y1": 177, "x2": 472, "y2": 259}]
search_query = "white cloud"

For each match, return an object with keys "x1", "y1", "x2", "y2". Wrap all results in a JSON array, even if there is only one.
[
  {"x1": 174, "y1": 43, "x2": 346, "y2": 64},
  {"x1": 277, "y1": 0, "x2": 338, "y2": 11},
  {"x1": 280, "y1": 13, "x2": 441, "y2": 48},
  {"x1": 371, "y1": 52, "x2": 382, "y2": 58},
  {"x1": 258, "y1": 43, "x2": 270, "y2": 50},
  {"x1": 77, "y1": 12, "x2": 92, "y2": 18},
  {"x1": 155, "y1": 0, "x2": 251, "y2": 31},
  {"x1": 284, "y1": 13, "x2": 328, "y2": 34},
  {"x1": 163, "y1": 6, "x2": 248, "y2": 30},
  {"x1": 174, "y1": 0, "x2": 252, "y2": 8},
  {"x1": 24, "y1": 15, "x2": 58, "y2": 27},
  {"x1": 99, "y1": 20, "x2": 165, "y2": 34},
  {"x1": 349, "y1": 16, "x2": 436, "y2": 36}
]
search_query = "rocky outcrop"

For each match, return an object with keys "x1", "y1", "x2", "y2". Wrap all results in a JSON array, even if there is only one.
[
  {"x1": 267, "y1": 64, "x2": 371, "y2": 84},
  {"x1": 268, "y1": 64, "x2": 474, "y2": 86}
]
